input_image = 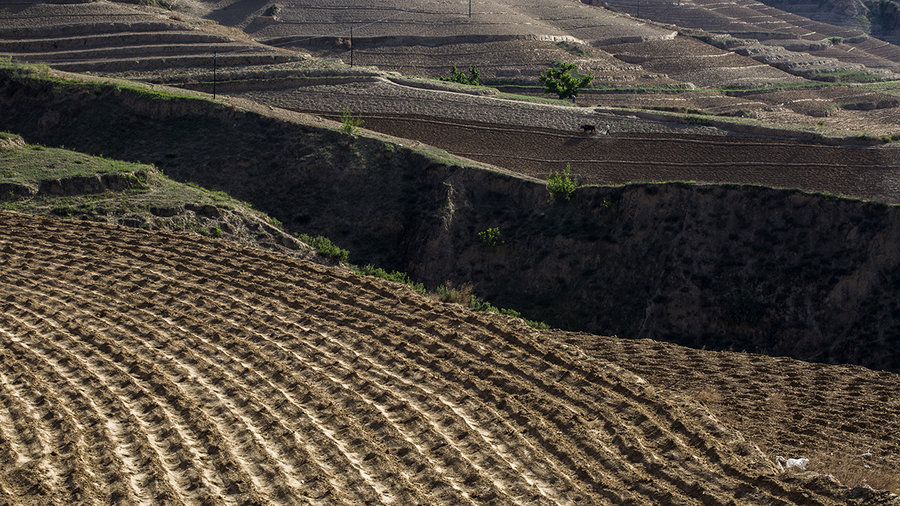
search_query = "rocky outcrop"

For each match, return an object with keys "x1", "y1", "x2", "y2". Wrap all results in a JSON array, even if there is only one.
[{"x1": 37, "y1": 171, "x2": 149, "y2": 196}]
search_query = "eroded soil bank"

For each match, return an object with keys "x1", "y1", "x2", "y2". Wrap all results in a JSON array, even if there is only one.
[{"x1": 2, "y1": 69, "x2": 897, "y2": 370}]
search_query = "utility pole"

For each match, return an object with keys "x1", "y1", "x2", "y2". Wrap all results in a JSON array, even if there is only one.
[
  {"x1": 350, "y1": 26, "x2": 354, "y2": 67},
  {"x1": 469, "y1": 0, "x2": 472, "y2": 17},
  {"x1": 212, "y1": 51, "x2": 217, "y2": 99}
]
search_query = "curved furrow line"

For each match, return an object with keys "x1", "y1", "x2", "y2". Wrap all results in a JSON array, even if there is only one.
[
  {"x1": 167, "y1": 257, "x2": 742, "y2": 504},
  {"x1": 0, "y1": 300, "x2": 195, "y2": 505},
  {"x1": 8, "y1": 250, "x2": 515, "y2": 505},
  {"x1": 0, "y1": 356, "x2": 74, "y2": 503},
  {"x1": 414, "y1": 313, "x2": 824, "y2": 504},
  {"x1": 0, "y1": 384, "x2": 25, "y2": 472},
  {"x1": 341, "y1": 294, "x2": 820, "y2": 505},
  {"x1": 0, "y1": 255, "x2": 434, "y2": 505},
  {"x1": 0, "y1": 359, "x2": 44, "y2": 467},
  {"x1": 142, "y1": 252, "x2": 687, "y2": 503},
  {"x1": 0, "y1": 228, "x2": 556, "y2": 502},
  {"x1": 216, "y1": 258, "x2": 806, "y2": 504},
  {"x1": 0, "y1": 274, "x2": 327, "y2": 506},
  {"x1": 0, "y1": 275, "x2": 275, "y2": 505},
  {"x1": 208, "y1": 321, "x2": 558, "y2": 504},
  {"x1": 3, "y1": 224, "x2": 616, "y2": 502},
  {"x1": 0, "y1": 324, "x2": 136, "y2": 504},
  {"x1": 11, "y1": 237, "x2": 631, "y2": 504},
  {"x1": 4, "y1": 226, "x2": 708, "y2": 503},
  {"x1": 0, "y1": 215, "x2": 845, "y2": 503},
  {"x1": 329, "y1": 314, "x2": 705, "y2": 504},
  {"x1": 112, "y1": 268, "x2": 579, "y2": 505}
]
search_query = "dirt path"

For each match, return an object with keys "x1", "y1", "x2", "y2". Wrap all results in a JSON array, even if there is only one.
[{"x1": 0, "y1": 211, "x2": 889, "y2": 504}]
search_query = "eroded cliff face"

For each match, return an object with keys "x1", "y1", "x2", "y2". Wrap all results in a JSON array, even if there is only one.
[
  {"x1": 416, "y1": 174, "x2": 900, "y2": 370},
  {"x1": 2, "y1": 69, "x2": 898, "y2": 370}
]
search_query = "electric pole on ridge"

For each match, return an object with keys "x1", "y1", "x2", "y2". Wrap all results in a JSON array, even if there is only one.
[{"x1": 212, "y1": 51, "x2": 217, "y2": 99}]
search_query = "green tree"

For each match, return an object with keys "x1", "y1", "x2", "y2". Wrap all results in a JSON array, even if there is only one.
[
  {"x1": 339, "y1": 107, "x2": 364, "y2": 135},
  {"x1": 539, "y1": 61, "x2": 593, "y2": 102},
  {"x1": 547, "y1": 163, "x2": 579, "y2": 201},
  {"x1": 441, "y1": 64, "x2": 482, "y2": 86}
]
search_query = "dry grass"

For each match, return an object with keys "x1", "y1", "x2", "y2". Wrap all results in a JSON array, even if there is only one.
[
  {"x1": 808, "y1": 451, "x2": 900, "y2": 494},
  {"x1": 692, "y1": 386, "x2": 723, "y2": 408},
  {"x1": 436, "y1": 280, "x2": 474, "y2": 305}
]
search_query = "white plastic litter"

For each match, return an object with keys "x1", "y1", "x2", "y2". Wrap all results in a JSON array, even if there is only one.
[{"x1": 776, "y1": 456, "x2": 809, "y2": 471}]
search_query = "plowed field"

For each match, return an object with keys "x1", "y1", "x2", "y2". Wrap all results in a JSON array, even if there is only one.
[{"x1": 0, "y1": 211, "x2": 873, "y2": 504}]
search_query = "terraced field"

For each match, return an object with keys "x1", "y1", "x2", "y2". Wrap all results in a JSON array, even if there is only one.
[
  {"x1": 0, "y1": 1, "x2": 312, "y2": 80},
  {"x1": 0, "y1": 210, "x2": 880, "y2": 504},
  {"x1": 600, "y1": 0, "x2": 900, "y2": 78},
  {"x1": 225, "y1": 78, "x2": 900, "y2": 202}
]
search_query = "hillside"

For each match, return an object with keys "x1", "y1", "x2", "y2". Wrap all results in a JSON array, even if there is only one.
[
  {"x1": 0, "y1": 132, "x2": 313, "y2": 259},
  {"x1": 2, "y1": 1, "x2": 900, "y2": 502},
  {"x1": 3, "y1": 0, "x2": 900, "y2": 140},
  {"x1": 2, "y1": 210, "x2": 897, "y2": 504},
  {"x1": 1, "y1": 62, "x2": 898, "y2": 373}
]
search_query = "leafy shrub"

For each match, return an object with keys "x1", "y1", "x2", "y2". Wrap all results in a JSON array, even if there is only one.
[
  {"x1": 440, "y1": 65, "x2": 482, "y2": 86},
  {"x1": 547, "y1": 163, "x2": 579, "y2": 201},
  {"x1": 477, "y1": 227, "x2": 503, "y2": 247},
  {"x1": 297, "y1": 233, "x2": 350, "y2": 262},
  {"x1": 340, "y1": 107, "x2": 364, "y2": 135}
]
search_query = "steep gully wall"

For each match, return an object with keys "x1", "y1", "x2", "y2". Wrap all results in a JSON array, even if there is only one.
[{"x1": 2, "y1": 72, "x2": 898, "y2": 371}]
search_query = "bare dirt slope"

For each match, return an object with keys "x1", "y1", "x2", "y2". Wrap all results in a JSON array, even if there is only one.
[
  {"x1": 564, "y1": 333, "x2": 900, "y2": 494},
  {"x1": 0, "y1": 210, "x2": 888, "y2": 505}
]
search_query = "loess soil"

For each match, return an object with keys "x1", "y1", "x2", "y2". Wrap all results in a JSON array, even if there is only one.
[{"x1": 0, "y1": 210, "x2": 896, "y2": 504}]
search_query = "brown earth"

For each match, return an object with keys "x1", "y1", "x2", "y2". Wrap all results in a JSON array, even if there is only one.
[
  {"x1": 562, "y1": 332, "x2": 900, "y2": 494},
  {"x1": 0, "y1": 210, "x2": 897, "y2": 504}
]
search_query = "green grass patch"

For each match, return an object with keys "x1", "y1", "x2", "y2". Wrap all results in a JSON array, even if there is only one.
[
  {"x1": 297, "y1": 233, "x2": 350, "y2": 262},
  {"x1": 0, "y1": 143, "x2": 144, "y2": 187},
  {"x1": 495, "y1": 92, "x2": 575, "y2": 106},
  {"x1": 0, "y1": 58, "x2": 216, "y2": 104},
  {"x1": 0, "y1": 137, "x2": 266, "y2": 221},
  {"x1": 806, "y1": 69, "x2": 891, "y2": 83}
]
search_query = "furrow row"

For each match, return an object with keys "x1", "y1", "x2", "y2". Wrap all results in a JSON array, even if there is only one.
[
  {"x1": 0, "y1": 279, "x2": 340, "y2": 505},
  {"x1": 131, "y1": 244, "x2": 762, "y2": 504},
  {"x1": 1, "y1": 253, "x2": 510, "y2": 504},
  {"x1": 2, "y1": 224, "x2": 724, "y2": 503},
  {"x1": 0, "y1": 213, "x2": 847, "y2": 504},
  {"x1": 2, "y1": 249, "x2": 539, "y2": 504},
  {"x1": 0, "y1": 301, "x2": 201, "y2": 505},
  {"x1": 0, "y1": 323, "x2": 136, "y2": 504}
]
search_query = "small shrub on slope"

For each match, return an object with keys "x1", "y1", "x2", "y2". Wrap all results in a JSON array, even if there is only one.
[{"x1": 547, "y1": 163, "x2": 579, "y2": 202}]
